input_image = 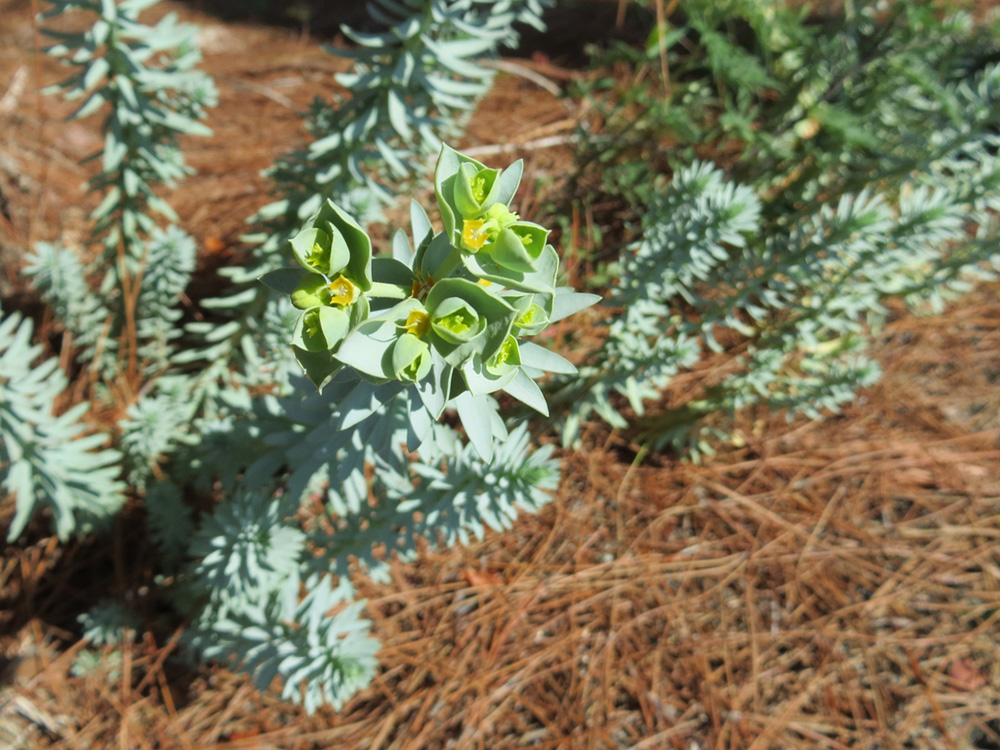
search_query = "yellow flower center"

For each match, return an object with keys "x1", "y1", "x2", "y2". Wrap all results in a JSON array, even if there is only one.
[
  {"x1": 327, "y1": 274, "x2": 360, "y2": 307},
  {"x1": 404, "y1": 309, "x2": 430, "y2": 337},
  {"x1": 462, "y1": 219, "x2": 489, "y2": 251}
]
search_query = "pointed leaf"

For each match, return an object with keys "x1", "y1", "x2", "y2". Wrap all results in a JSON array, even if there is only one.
[
  {"x1": 502, "y1": 369, "x2": 549, "y2": 416},
  {"x1": 454, "y1": 391, "x2": 496, "y2": 462},
  {"x1": 518, "y1": 341, "x2": 577, "y2": 374}
]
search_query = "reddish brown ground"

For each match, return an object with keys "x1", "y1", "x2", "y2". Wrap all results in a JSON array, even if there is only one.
[{"x1": 2, "y1": 1, "x2": 1000, "y2": 748}]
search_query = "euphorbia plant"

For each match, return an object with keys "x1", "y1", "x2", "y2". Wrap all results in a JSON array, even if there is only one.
[{"x1": 263, "y1": 145, "x2": 597, "y2": 460}]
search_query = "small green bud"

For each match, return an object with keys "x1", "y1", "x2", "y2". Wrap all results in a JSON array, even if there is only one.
[
  {"x1": 453, "y1": 162, "x2": 500, "y2": 218},
  {"x1": 513, "y1": 301, "x2": 550, "y2": 336},
  {"x1": 392, "y1": 333, "x2": 432, "y2": 383},
  {"x1": 291, "y1": 273, "x2": 332, "y2": 310},
  {"x1": 459, "y1": 203, "x2": 521, "y2": 253},
  {"x1": 292, "y1": 306, "x2": 350, "y2": 352},
  {"x1": 431, "y1": 297, "x2": 485, "y2": 344},
  {"x1": 486, "y1": 334, "x2": 521, "y2": 375},
  {"x1": 289, "y1": 226, "x2": 350, "y2": 277}
]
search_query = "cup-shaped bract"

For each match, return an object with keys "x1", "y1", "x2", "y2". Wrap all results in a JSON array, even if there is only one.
[
  {"x1": 514, "y1": 295, "x2": 551, "y2": 336},
  {"x1": 430, "y1": 297, "x2": 486, "y2": 345},
  {"x1": 392, "y1": 333, "x2": 432, "y2": 383},
  {"x1": 291, "y1": 293, "x2": 370, "y2": 353},
  {"x1": 458, "y1": 329, "x2": 528, "y2": 397},
  {"x1": 289, "y1": 289, "x2": 371, "y2": 389},
  {"x1": 462, "y1": 241, "x2": 560, "y2": 295},
  {"x1": 425, "y1": 278, "x2": 516, "y2": 367},
  {"x1": 488, "y1": 221, "x2": 550, "y2": 272},
  {"x1": 289, "y1": 199, "x2": 373, "y2": 293},
  {"x1": 458, "y1": 202, "x2": 520, "y2": 254},
  {"x1": 486, "y1": 333, "x2": 521, "y2": 375},
  {"x1": 334, "y1": 297, "x2": 431, "y2": 383},
  {"x1": 293, "y1": 307, "x2": 343, "y2": 352},
  {"x1": 290, "y1": 272, "x2": 333, "y2": 310},
  {"x1": 453, "y1": 162, "x2": 501, "y2": 219}
]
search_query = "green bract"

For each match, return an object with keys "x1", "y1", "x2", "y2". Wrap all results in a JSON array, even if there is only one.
[
  {"x1": 268, "y1": 145, "x2": 594, "y2": 459},
  {"x1": 512, "y1": 298, "x2": 551, "y2": 336},
  {"x1": 431, "y1": 297, "x2": 485, "y2": 343},
  {"x1": 260, "y1": 199, "x2": 381, "y2": 383},
  {"x1": 453, "y1": 162, "x2": 501, "y2": 218},
  {"x1": 490, "y1": 221, "x2": 550, "y2": 272},
  {"x1": 392, "y1": 333, "x2": 432, "y2": 383},
  {"x1": 425, "y1": 278, "x2": 515, "y2": 367},
  {"x1": 289, "y1": 200, "x2": 373, "y2": 291}
]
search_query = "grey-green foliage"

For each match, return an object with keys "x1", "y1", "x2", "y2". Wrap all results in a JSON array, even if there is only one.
[
  {"x1": 144, "y1": 481, "x2": 193, "y2": 565},
  {"x1": 135, "y1": 225, "x2": 197, "y2": 370},
  {"x1": 186, "y1": 488, "x2": 305, "y2": 615},
  {"x1": 118, "y1": 376, "x2": 198, "y2": 488},
  {"x1": 178, "y1": 399, "x2": 559, "y2": 711},
  {"x1": 0, "y1": 309, "x2": 125, "y2": 540},
  {"x1": 152, "y1": 146, "x2": 576, "y2": 712},
  {"x1": 33, "y1": 0, "x2": 215, "y2": 376},
  {"x1": 70, "y1": 648, "x2": 123, "y2": 678},
  {"x1": 564, "y1": 155, "x2": 1000, "y2": 456},
  {"x1": 565, "y1": 1, "x2": 1000, "y2": 457},
  {"x1": 23, "y1": 0, "x2": 566, "y2": 715},
  {"x1": 154, "y1": 29, "x2": 569, "y2": 711},
  {"x1": 262, "y1": 0, "x2": 552, "y2": 229},
  {"x1": 14, "y1": 0, "x2": 213, "y2": 537},
  {"x1": 25, "y1": 229, "x2": 201, "y2": 492},
  {"x1": 191, "y1": 574, "x2": 379, "y2": 714},
  {"x1": 177, "y1": 482, "x2": 363, "y2": 713},
  {"x1": 25, "y1": 227, "x2": 198, "y2": 376},
  {"x1": 257, "y1": 148, "x2": 594, "y2": 462},
  {"x1": 78, "y1": 599, "x2": 137, "y2": 646},
  {"x1": 41, "y1": 0, "x2": 216, "y2": 257},
  {"x1": 71, "y1": 600, "x2": 138, "y2": 679},
  {"x1": 22, "y1": 241, "x2": 113, "y2": 369},
  {"x1": 315, "y1": 421, "x2": 560, "y2": 585},
  {"x1": 22, "y1": 241, "x2": 100, "y2": 338}
]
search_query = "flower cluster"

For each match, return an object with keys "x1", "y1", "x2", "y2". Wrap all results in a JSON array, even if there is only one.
[{"x1": 262, "y1": 146, "x2": 595, "y2": 455}]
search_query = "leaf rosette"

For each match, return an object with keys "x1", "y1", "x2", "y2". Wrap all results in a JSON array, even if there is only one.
[
  {"x1": 459, "y1": 333, "x2": 522, "y2": 396},
  {"x1": 434, "y1": 145, "x2": 523, "y2": 247},
  {"x1": 259, "y1": 199, "x2": 376, "y2": 387},
  {"x1": 264, "y1": 145, "x2": 598, "y2": 456},
  {"x1": 424, "y1": 278, "x2": 516, "y2": 367},
  {"x1": 288, "y1": 199, "x2": 373, "y2": 308}
]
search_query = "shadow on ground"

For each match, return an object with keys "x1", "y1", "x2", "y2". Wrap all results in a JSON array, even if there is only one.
[{"x1": 174, "y1": 0, "x2": 653, "y2": 65}]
